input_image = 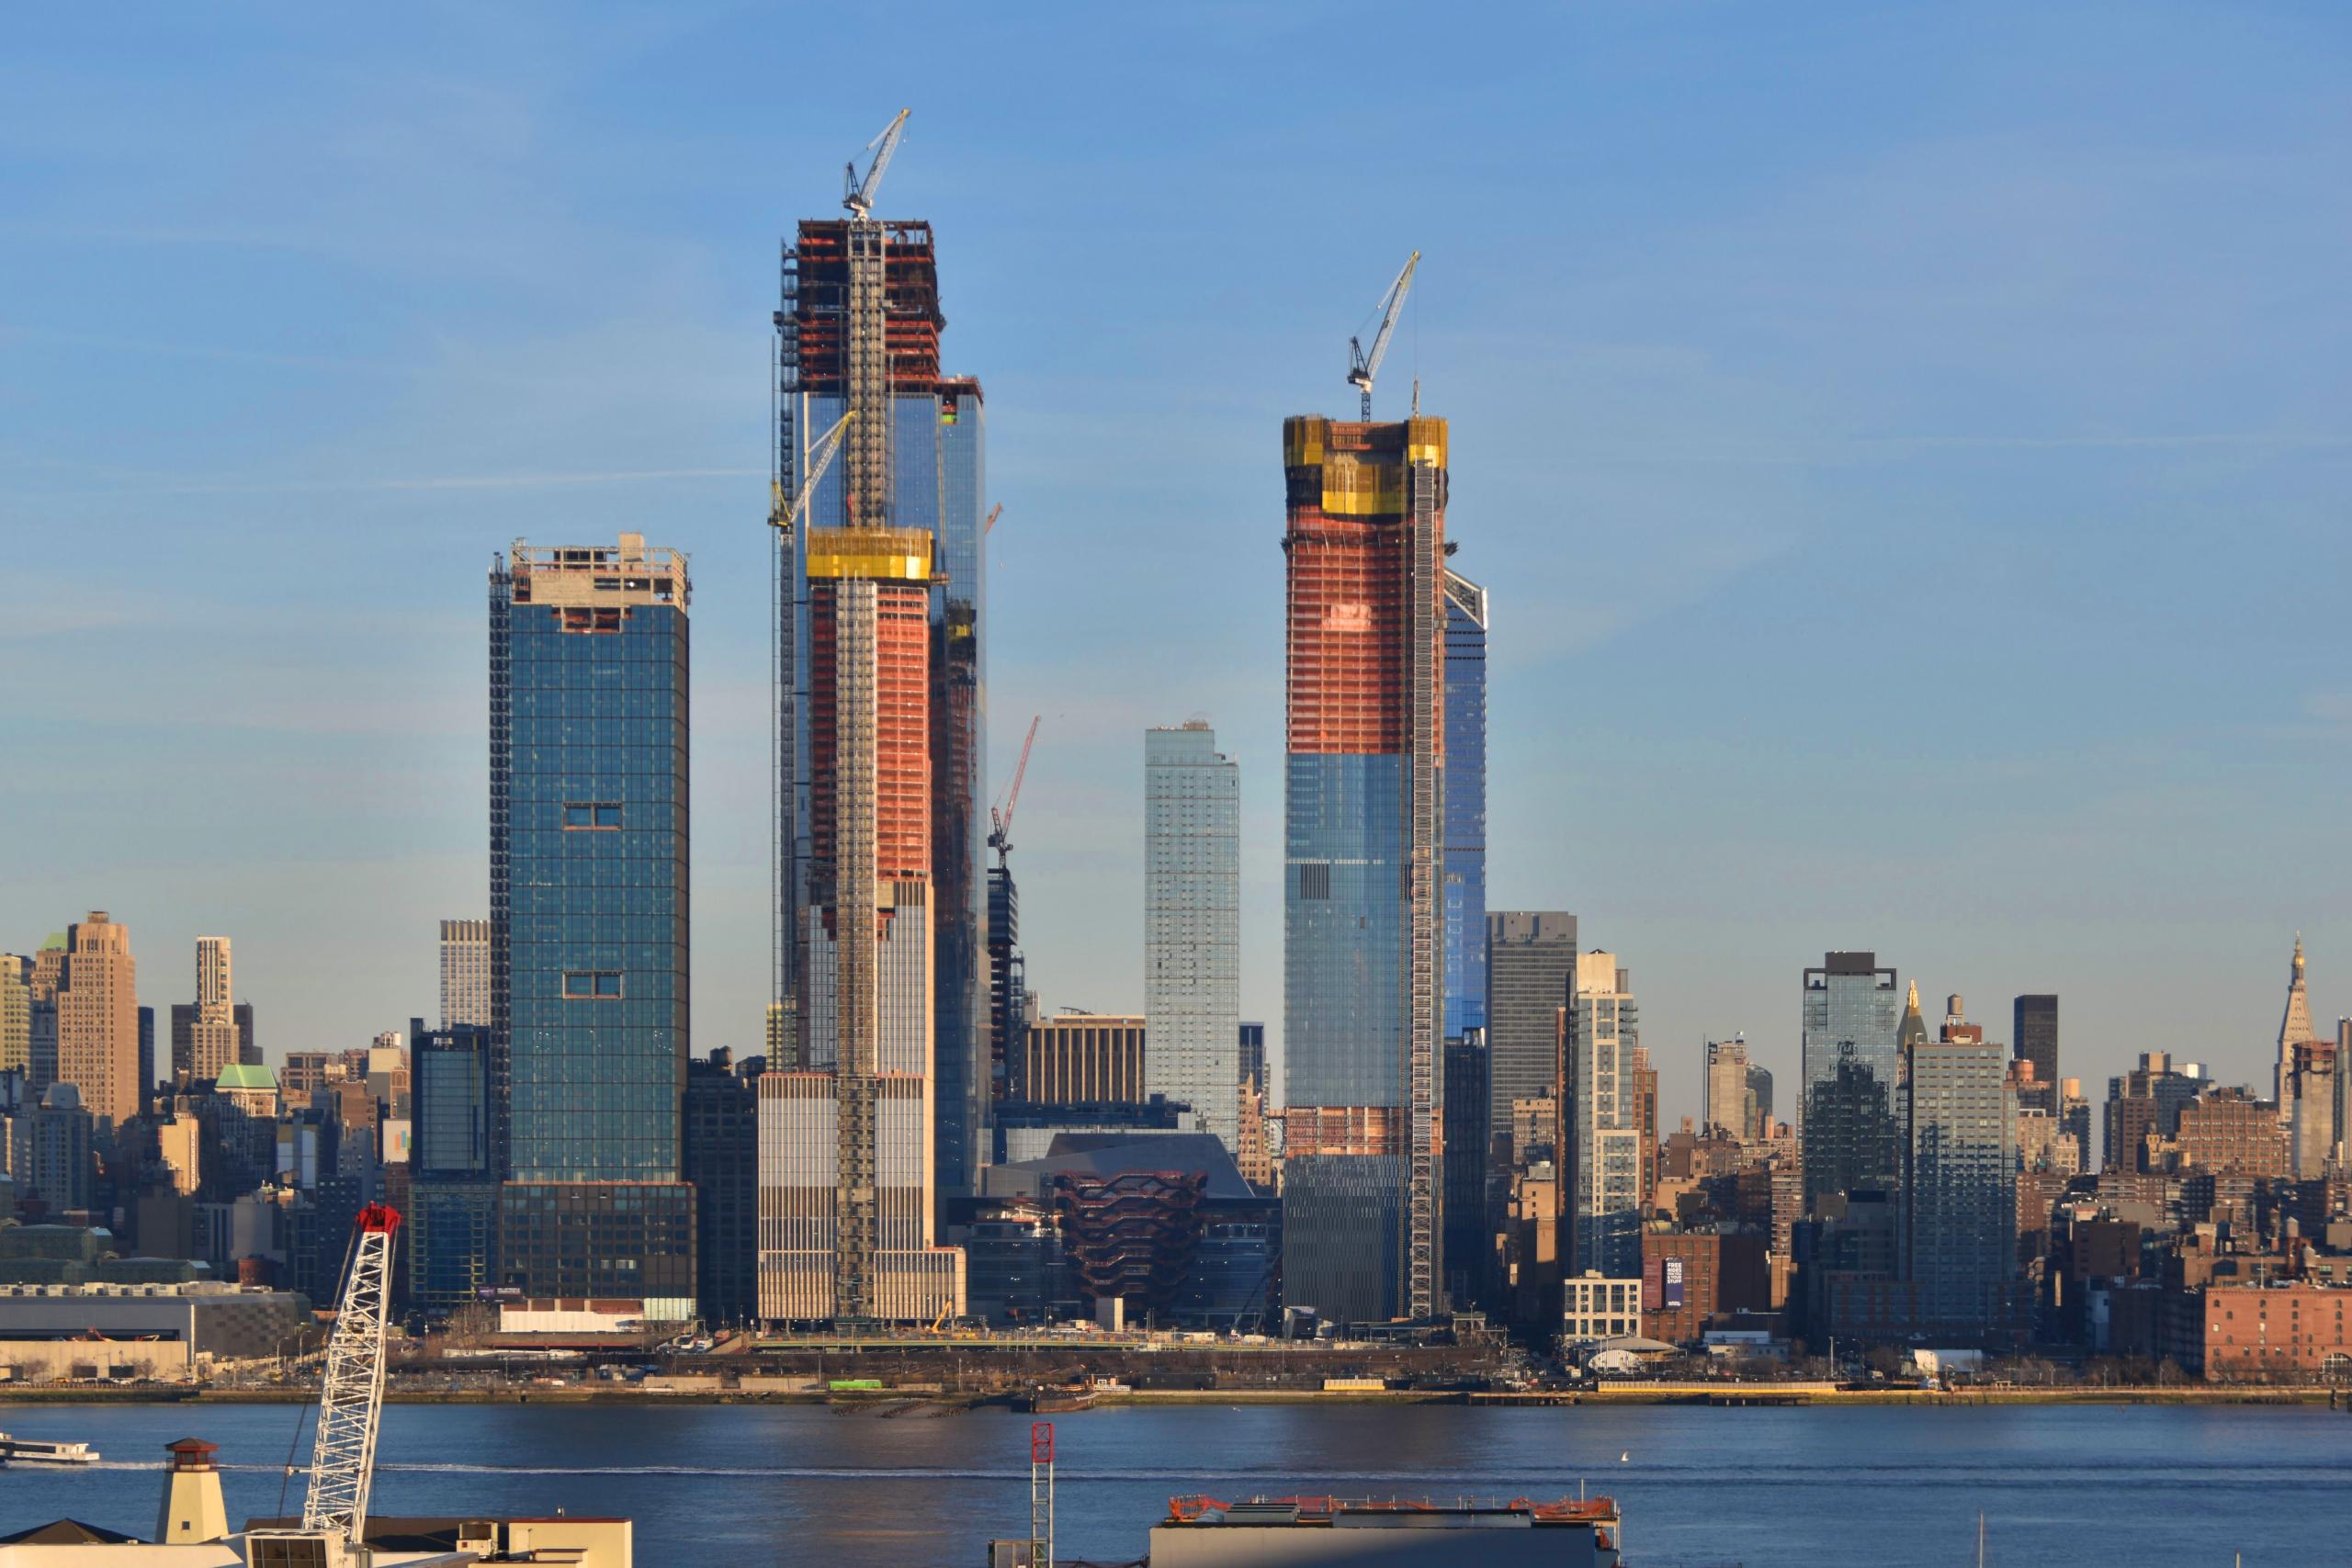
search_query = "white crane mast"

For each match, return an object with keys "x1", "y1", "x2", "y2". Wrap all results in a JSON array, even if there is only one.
[
  {"x1": 300, "y1": 1204, "x2": 401, "y2": 1545},
  {"x1": 1346, "y1": 250, "x2": 1421, "y2": 421}
]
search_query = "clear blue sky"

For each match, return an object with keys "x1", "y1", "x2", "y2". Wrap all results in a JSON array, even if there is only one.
[{"x1": 6, "y1": 3, "x2": 2349, "y2": 1125}]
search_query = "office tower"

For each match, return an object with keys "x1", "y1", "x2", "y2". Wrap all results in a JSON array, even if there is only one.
[
  {"x1": 179, "y1": 937, "x2": 239, "y2": 1082},
  {"x1": 2058, "y1": 1076, "x2": 2091, "y2": 1164},
  {"x1": 1903, "y1": 1025, "x2": 2016, "y2": 1331},
  {"x1": 1487, "y1": 914, "x2": 1580, "y2": 1173},
  {"x1": 1630, "y1": 1043, "x2": 1659, "y2": 1204},
  {"x1": 2012, "y1": 994, "x2": 2058, "y2": 1116},
  {"x1": 51, "y1": 911, "x2": 139, "y2": 1127},
  {"x1": 439, "y1": 919, "x2": 492, "y2": 1029},
  {"x1": 0, "y1": 954, "x2": 27, "y2": 1075},
  {"x1": 407, "y1": 1017, "x2": 499, "y2": 1314},
  {"x1": 2288, "y1": 1041, "x2": 2337, "y2": 1179},
  {"x1": 1747, "y1": 1065, "x2": 1774, "y2": 1134},
  {"x1": 684, "y1": 1048, "x2": 760, "y2": 1326},
  {"x1": 763, "y1": 195, "x2": 974, "y2": 1325},
  {"x1": 1441, "y1": 1027, "x2": 1489, "y2": 1308},
  {"x1": 2340, "y1": 1020, "x2": 2352, "y2": 1172},
  {"x1": 1282, "y1": 412, "x2": 1450, "y2": 1325},
  {"x1": 1238, "y1": 1022, "x2": 1266, "y2": 1098},
  {"x1": 1565, "y1": 952, "x2": 1642, "y2": 1278},
  {"x1": 136, "y1": 1005, "x2": 153, "y2": 1111},
  {"x1": 2277, "y1": 935, "x2": 2315, "y2": 1123},
  {"x1": 987, "y1": 866, "x2": 1024, "y2": 1098},
  {"x1": 1144, "y1": 722, "x2": 1241, "y2": 1148},
  {"x1": 490, "y1": 534, "x2": 696, "y2": 1314},
  {"x1": 1442, "y1": 570, "x2": 1488, "y2": 1043},
  {"x1": 1799, "y1": 952, "x2": 1903, "y2": 1215},
  {"x1": 1011, "y1": 1014, "x2": 1148, "y2": 1104},
  {"x1": 1705, "y1": 1038, "x2": 1753, "y2": 1138}
]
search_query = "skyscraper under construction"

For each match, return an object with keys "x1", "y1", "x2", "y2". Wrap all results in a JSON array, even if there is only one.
[
  {"x1": 761, "y1": 121, "x2": 978, "y2": 1322},
  {"x1": 1281, "y1": 414, "x2": 1449, "y2": 1325}
]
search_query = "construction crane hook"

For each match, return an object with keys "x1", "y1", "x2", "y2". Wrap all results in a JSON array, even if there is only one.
[
  {"x1": 1346, "y1": 250, "x2": 1420, "y2": 422},
  {"x1": 843, "y1": 108, "x2": 911, "y2": 221}
]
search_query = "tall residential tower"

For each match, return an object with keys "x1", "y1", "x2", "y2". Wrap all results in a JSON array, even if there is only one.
[
  {"x1": 1281, "y1": 413, "x2": 1449, "y2": 1325},
  {"x1": 491, "y1": 534, "x2": 696, "y2": 1314},
  {"x1": 1144, "y1": 721, "x2": 1240, "y2": 1149}
]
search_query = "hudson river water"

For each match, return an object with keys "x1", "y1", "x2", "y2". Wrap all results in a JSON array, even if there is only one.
[{"x1": 4, "y1": 1401, "x2": 2347, "y2": 1565}]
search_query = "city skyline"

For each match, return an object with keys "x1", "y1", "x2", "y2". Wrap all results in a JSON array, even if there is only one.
[{"x1": 8, "y1": 6, "x2": 2352, "y2": 1129}]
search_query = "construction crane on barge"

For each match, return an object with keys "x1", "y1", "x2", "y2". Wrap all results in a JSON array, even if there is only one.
[{"x1": 1346, "y1": 250, "x2": 1420, "y2": 421}]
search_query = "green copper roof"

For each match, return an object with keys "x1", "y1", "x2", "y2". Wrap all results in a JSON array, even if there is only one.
[{"x1": 214, "y1": 1062, "x2": 277, "y2": 1090}]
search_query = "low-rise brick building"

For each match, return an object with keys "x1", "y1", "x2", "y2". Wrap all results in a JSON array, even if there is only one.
[
  {"x1": 1641, "y1": 1227, "x2": 1770, "y2": 1346},
  {"x1": 2198, "y1": 1282, "x2": 2352, "y2": 1379}
]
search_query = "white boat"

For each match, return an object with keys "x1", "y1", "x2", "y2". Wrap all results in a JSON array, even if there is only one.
[{"x1": 0, "y1": 1432, "x2": 101, "y2": 1464}]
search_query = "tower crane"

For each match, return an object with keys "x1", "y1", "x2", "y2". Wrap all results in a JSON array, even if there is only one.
[
  {"x1": 250, "y1": 1204, "x2": 400, "y2": 1564},
  {"x1": 1345, "y1": 250, "x2": 1420, "y2": 421},
  {"x1": 988, "y1": 715, "x2": 1041, "y2": 870},
  {"x1": 843, "y1": 108, "x2": 911, "y2": 221},
  {"x1": 984, "y1": 502, "x2": 1003, "y2": 537},
  {"x1": 770, "y1": 410, "x2": 856, "y2": 536}
]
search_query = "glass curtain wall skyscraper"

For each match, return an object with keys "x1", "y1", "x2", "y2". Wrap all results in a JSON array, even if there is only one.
[
  {"x1": 1442, "y1": 571, "x2": 1487, "y2": 1042},
  {"x1": 490, "y1": 535, "x2": 695, "y2": 1314},
  {"x1": 1438, "y1": 570, "x2": 1489, "y2": 1308},
  {"x1": 1904, "y1": 1026, "x2": 2017, "y2": 1332},
  {"x1": 1800, "y1": 952, "x2": 1904, "y2": 1216},
  {"x1": 2012, "y1": 993, "x2": 2058, "y2": 1115},
  {"x1": 762, "y1": 197, "x2": 971, "y2": 1324},
  {"x1": 1487, "y1": 913, "x2": 1579, "y2": 1168},
  {"x1": 1144, "y1": 722, "x2": 1240, "y2": 1150},
  {"x1": 1282, "y1": 413, "x2": 1448, "y2": 1325}
]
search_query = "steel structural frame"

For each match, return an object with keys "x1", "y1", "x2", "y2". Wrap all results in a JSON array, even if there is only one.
[{"x1": 300, "y1": 1213, "x2": 397, "y2": 1542}]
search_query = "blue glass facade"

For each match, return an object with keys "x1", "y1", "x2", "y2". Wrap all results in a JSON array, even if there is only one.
[
  {"x1": 1285, "y1": 752, "x2": 1405, "y2": 1111},
  {"x1": 1800, "y1": 953, "x2": 1904, "y2": 1214},
  {"x1": 492, "y1": 536, "x2": 695, "y2": 1309},
  {"x1": 1442, "y1": 571, "x2": 1487, "y2": 1041}
]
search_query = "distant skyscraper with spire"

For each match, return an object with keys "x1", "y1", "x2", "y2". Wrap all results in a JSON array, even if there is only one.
[
  {"x1": 2278, "y1": 933, "x2": 2315, "y2": 1124},
  {"x1": 1897, "y1": 979, "x2": 1929, "y2": 1054}
]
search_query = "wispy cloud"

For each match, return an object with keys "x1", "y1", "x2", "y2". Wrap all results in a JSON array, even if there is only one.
[{"x1": 8, "y1": 467, "x2": 763, "y2": 502}]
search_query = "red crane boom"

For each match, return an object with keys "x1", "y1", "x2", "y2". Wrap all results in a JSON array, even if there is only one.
[{"x1": 989, "y1": 715, "x2": 1040, "y2": 868}]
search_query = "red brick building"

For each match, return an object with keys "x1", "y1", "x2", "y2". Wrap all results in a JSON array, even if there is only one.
[
  {"x1": 2199, "y1": 1283, "x2": 2352, "y2": 1379},
  {"x1": 1641, "y1": 1228, "x2": 1770, "y2": 1346}
]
